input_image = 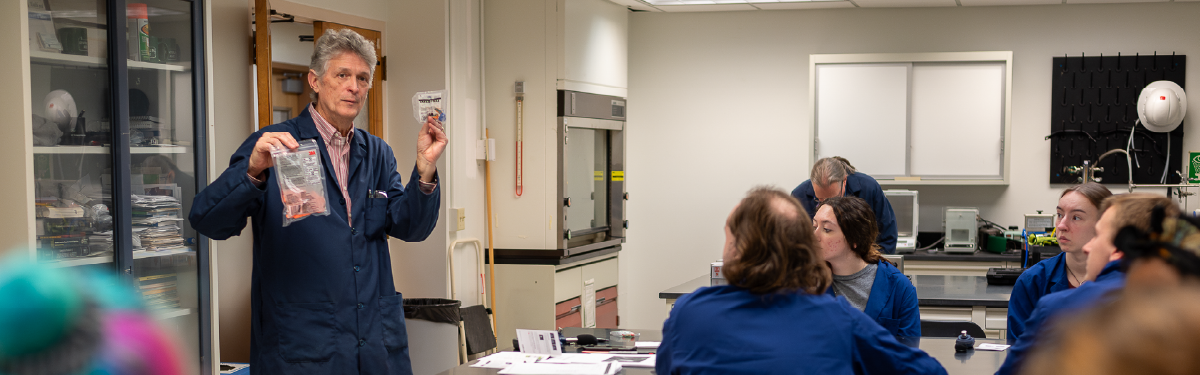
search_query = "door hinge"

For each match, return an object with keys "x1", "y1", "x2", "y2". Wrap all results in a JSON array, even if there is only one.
[
  {"x1": 380, "y1": 56, "x2": 387, "y2": 81},
  {"x1": 250, "y1": 35, "x2": 256, "y2": 64}
]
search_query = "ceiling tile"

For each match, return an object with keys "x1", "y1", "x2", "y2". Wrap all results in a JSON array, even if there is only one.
[
  {"x1": 853, "y1": 0, "x2": 958, "y2": 7},
  {"x1": 754, "y1": 1, "x2": 858, "y2": 9},
  {"x1": 960, "y1": 0, "x2": 1062, "y2": 6},
  {"x1": 655, "y1": 4, "x2": 761, "y2": 11},
  {"x1": 1066, "y1": 0, "x2": 1166, "y2": 3},
  {"x1": 606, "y1": 0, "x2": 664, "y2": 11}
]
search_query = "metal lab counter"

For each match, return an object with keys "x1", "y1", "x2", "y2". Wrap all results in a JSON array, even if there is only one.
[
  {"x1": 437, "y1": 331, "x2": 1007, "y2": 375},
  {"x1": 658, "y1": 275, "x2": 1011, "y2": 307},
  {"x1": 903, "y1": 249, "x2": 1023, "y2": 277},
  {"x1": 660, "y1": 274, "x2": 1013, "y2": 338}
]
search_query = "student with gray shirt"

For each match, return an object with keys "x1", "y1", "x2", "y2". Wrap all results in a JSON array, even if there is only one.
[{"x1": 814, "y1": 197, "x2": 921, "y2": 337}]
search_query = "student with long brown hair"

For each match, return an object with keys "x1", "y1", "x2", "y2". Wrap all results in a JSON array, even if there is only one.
[
  {"x1": 813, "y1": 196, "x2": 920, "y2": 337},
  {"x1": 656, "y1": 187, "x2": 945, "y2": 375},
  {"x1": 1007, "y1": 183, "x2": 1111, "y2": 343}
]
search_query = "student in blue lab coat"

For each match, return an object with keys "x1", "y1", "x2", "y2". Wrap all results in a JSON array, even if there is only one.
[
  {"x1": 792, "y1": 157, "x2": 898, "y2": 254},
  {"x1": 656, "y1": 187, "x2": 945, "y2": 375},
  {"x1": 1006, "y1": 183, "x2": 1111, "y2": 344},
  {"x1": 814, "y1": 196, "x2": 920, "y2": 337},
  {"x1": 189, "y1": 29, "x2": 446, "y2": 375},
  {"x1": 995, "y1": 194, "x2": 1179, "y2": 375},
  {"x1": 1021, "y1": 204, "x2": 1200, "y2": 375}
]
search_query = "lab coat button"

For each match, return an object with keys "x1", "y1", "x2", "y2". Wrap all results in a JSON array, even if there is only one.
[
  {"x1": 351, "y1": 228, "x2": 358, "y2": 235},
  {"x1": 354, "y1": 266, "x2": 361, "y2": 272},
  {"x1": 357, "y1": 303, "x2": 365, "y2": 309},
  {"x1": 340, "y1": 198, "x2": 346, "y2": 206},
  {"x1": 358, "y1": 339, "x2": 366, "y2": 347}
]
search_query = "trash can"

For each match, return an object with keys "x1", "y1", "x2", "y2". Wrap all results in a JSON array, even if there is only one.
[{"x1": 403, "y1": 298, "x2": 461, "y2": 375}]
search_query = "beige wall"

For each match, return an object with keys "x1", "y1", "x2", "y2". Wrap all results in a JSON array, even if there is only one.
[
  {"x1": 621, "y1": 2, "x2": 1200, "y2": 331},
  {"x1": 0, "y1": 0, "x2": 35, "y2": 258},
  {"x1": 207, "y1": 0, "x2": 257, "y2": 363}
]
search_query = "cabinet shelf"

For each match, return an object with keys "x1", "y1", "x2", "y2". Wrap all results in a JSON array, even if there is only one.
[
  {"x1": 33, "y1": 145, "x2": 187, "y2": 154},
  {"x1": 42, "y1": 255, "x2": 112, "y2": 268},
  {"x1": 30, "y1": 50, "x2": 188, "y2": 72},
  {"x1": 133, "y1": 247, "x2": 195, "y2": 260},
  {"x1": 152, "y1": 307, "x2": 193, "y2": 320}
]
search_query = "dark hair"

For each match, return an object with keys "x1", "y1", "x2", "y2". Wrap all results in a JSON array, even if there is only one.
[
  {"x1": 817, "y1": 196, "x2": 892, "y2": 266},
  {"x1": 1100, "y1": 193, "x2": 1181, "y2": 235},
  {"x1": 723, "y1": 187, "x2": 831, "y2": 295},
  {"x1": 1062, "y1": 183, "x2": 1113, "y2": 211},
  {"x1": 810, "y1": 157, "x2": 857, "y2": 189}
]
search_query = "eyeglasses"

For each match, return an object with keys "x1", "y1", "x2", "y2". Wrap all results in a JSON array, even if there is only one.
[{"x1": 812, "y1": 180, "x2": 847, "y2": 206}]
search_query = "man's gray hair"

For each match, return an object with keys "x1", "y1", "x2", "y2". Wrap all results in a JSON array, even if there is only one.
[
  {"x1": 309, "y1": 28, "x2": 377, "y2": 101},
  {"x1": 810, "y1": 157, "x2": 857, "y2": 189}
]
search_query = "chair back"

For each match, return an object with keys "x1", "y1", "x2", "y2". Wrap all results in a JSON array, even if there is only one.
[{"x1": 920, "y1": 320, "x2": 986, "y2": 338}]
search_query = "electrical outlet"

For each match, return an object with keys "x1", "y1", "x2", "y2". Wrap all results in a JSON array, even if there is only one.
[{"x1": 455, "y1": 207, "x2": 466, "y2": 231}]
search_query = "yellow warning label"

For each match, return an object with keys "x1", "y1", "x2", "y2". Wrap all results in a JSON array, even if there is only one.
[
  {"x1": 594, "y1": 171, "x2": 604, "y2": 181},
  {"x1": 611, "y1": 171, "x2": 624, "y2": 181}
]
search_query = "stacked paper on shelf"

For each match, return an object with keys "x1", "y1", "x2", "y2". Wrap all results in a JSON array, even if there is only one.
[
  {"x1": 138, "y1": 273, "x2": 181, "y2": 311},
  {"x1": 132, "y1": 195, "x2": 186, "y2": 251}
]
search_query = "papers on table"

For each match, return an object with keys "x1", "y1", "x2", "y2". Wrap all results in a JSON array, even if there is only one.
[
  {"x1": 472, "y1": 352, "x2": 654, "y2": 374},
  {"x1": 498, "y1": 363, "x2": 620, "y2": 375},
  {"x1": 471, "y1": 352, "x2": 552, "y2": 369},
  {"x1": 635, "y1": 341, "x2": 660, "y2": 349},
  {"x1": 976, "y1": 343, "x2": 1011, "y2": 351},
  {"x1": 515, "y1": 329, "x2": 563, "y2": 356},
  {"x1": 544, "y1": 353, "x2": 655, "y2": 368}
]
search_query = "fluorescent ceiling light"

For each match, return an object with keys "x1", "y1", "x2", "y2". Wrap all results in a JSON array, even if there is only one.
[{"x1": 645, "y1": 0, "x2": 840, "y2": 4}]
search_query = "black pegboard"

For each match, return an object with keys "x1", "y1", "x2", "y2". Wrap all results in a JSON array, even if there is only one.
[{"x1": 1048, "y1": 53, "x2": 1186, "y2": 184}]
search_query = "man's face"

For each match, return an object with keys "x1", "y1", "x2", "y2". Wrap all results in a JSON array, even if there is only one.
[
  {"x1": 812, "y1": 180, "x2": 846, "y2": 204},
  {"x1": 1082, "y1": 206, "x2": 1122, "y2": 281},
  {"x1": 310, "y1": 52, "x2": 371, "y2": 125}
]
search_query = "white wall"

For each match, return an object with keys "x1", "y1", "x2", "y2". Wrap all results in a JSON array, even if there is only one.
[
  {"x1": 621, "y1": 2, "x2": 1200, "y2": 331},
  {"x1": 270, "y1": 21, "x2": 315, "y2": 67},
  {"x1": 0, "y1": 0, "x2": 34, "y2": 257}
]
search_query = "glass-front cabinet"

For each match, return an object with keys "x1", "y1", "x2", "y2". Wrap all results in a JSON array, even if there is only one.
[{"x1": 26, "y1": 0, "x2": 210, "y2": 373}]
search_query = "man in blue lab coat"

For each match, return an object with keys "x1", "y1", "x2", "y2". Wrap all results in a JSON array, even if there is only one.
[
  {"x1": 189, "y1": 29, "x2": 446, "y2": 375},
  {"x1": 996, "y1": 194, "x2": 1177, "y2": 375},
  {"x1": 792, "y1": 157, "x2": 898, "y2": 254}
]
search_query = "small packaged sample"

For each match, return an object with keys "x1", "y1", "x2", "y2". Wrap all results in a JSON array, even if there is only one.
[
  {"x1": 412, "y1": 90, "x2": 447, "y2": 125},
  {"x1": 271, "y1": 139, "x2": 329, "y2": 226}
]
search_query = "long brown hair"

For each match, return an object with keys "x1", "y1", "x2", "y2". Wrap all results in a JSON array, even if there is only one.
[
  {"x1": 723, "y1": 187, "x2": 831, "y2": 295},
  {"x1": 818, "y1": 196, "x2": 891, "y2": 266}
]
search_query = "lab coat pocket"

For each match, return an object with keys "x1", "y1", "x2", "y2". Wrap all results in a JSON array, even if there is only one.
[
  {"x1": 381, "y1": 293, "x2": 409, "y2": 353},
  {"x1": 275, "y1": 301, "x2": 337, "y2": 363},
  {"x1": 877, "y1": 317, "x2": 902, "y2": 336},
  {"x1": 364, "y1": 197, "x2": 389, "y2": 240}
]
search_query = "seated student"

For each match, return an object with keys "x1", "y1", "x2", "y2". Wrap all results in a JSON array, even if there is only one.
[
  {"x1": 813, "y1": 196, "x2": 920, "y2": 337},
  {"x1": 1022, "y1": 208, "x2": 1200, "y2": 375},
  {"x1": 995, "y1": 193, "x2": 1179, "y2": 375},
  {"x1": 656, "y1": 187, "x2": 945, "y2": 375},
  {"x1": 1007, "y1": 183, "x2": 1112, "y2": 343}
]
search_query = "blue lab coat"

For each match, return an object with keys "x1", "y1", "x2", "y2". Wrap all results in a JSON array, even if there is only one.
[
  {"x1": 994, "y1": 260, "x2": 1126, "y2": 375},
  {"x1": 189, "y1": 107, "x2": 440, "y2": 375},
  {"x1": 826, "y1": 261, "x2": 922, "y2": 337},
  {"x1": 1006, "y1": 252, "x2": 1072, "y2": 344},
  {"x1": 793, "y1": 172, "x2": 898, "y2": 254},
  {"x1": 657, "y1": 285, "x2": 946, "y2": 375}
]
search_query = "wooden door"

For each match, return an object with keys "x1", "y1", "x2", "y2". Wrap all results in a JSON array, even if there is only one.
[
  {"x1": 254, "y1": 0, "x2": 273, "y2": 129},
  {"x1": 313, "y1": 21, "x2": 383, "y2": 136}
]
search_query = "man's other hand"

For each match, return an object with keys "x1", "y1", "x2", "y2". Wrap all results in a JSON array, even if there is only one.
[{"x1": 416, "y1": 114, "x2": 447, "y2": 183}]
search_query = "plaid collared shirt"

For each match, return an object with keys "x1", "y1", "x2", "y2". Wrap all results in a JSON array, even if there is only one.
[{"x1": 309, "y1": 104, "x2": 355, "y2": 225}]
